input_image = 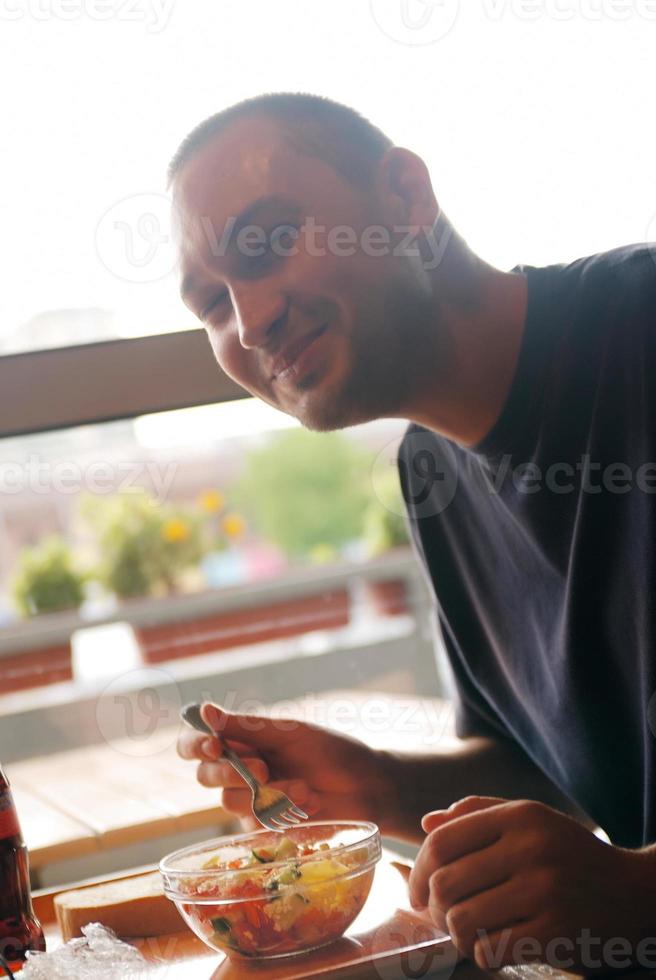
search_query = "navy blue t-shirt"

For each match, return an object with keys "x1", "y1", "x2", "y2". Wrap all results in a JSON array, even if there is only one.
[{"x1": 398, "y1": 244, "x2": 656, "y2": 848}]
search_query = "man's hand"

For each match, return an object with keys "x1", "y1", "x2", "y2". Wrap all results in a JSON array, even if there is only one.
[
  {"x1": 176, "y1": 702, "x2": 394, "y2": 830},
  {"x1": 409, "y1": 795, "x2": 656, "y2": 972}
]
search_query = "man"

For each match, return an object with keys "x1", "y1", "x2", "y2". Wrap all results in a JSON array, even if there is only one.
[{"x1": 172, "y1": 93, "x2": 656, "y2": 970}]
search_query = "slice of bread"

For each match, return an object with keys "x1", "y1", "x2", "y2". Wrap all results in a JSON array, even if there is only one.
[{"x1": 54, "y1": 871, "x2": 185, "y2": 941}]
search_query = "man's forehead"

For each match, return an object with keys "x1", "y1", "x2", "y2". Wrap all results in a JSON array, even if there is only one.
[{"x1": 172, "y1": 116, "x2": 313, "y2": 224}]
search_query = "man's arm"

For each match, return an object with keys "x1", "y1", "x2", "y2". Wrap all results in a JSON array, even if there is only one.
[
  {"x1": 176, "y1": 704, "x2": 593, "y2": 848},
  {"x1": 378, "y1": 734, "x2": 594, "y2": 843},
  {"x1": 409, "y1": 796, "x2": 656, "y2": 971}
]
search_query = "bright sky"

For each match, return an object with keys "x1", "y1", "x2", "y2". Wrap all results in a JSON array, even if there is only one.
[{"x1": 1, "y1": 0, "x2": 655, "y2": 354}]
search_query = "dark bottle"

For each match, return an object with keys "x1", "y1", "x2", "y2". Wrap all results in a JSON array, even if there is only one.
[{"x1": 0, "y1": 765, "x2": 45, "y2": 971}]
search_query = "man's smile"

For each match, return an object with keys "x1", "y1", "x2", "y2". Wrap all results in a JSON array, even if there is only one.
[{"x1": 270, "y1": 322, "x2": 329, "y2": 385}]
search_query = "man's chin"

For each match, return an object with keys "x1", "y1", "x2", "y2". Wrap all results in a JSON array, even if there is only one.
[
  {"x1": 276, "y1": 365, "x2": 382, "y2": 432},
  {"x1": 293, "y1": 392, "x2": 376, "y2": 433},
  {"x1": 272, "y1": 377, "x2": 344, "y2": 432}
]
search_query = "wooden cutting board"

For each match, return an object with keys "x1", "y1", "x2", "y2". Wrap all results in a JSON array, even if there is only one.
[{"x1": 31, "y1": 851, "x2": 459, "y2": 979}]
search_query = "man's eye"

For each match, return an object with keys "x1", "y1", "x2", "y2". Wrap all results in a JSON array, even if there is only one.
[
  {"x1": 268, "y1": 224, "x2": 298, "y2": 254},
  {"x1": 201, "y1": 291, "x2": 229, "y2": 320}
]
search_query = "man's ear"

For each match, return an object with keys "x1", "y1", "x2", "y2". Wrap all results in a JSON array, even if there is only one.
[{"x1": 376, "y1": 146, "x2": 440, "y2": 228}]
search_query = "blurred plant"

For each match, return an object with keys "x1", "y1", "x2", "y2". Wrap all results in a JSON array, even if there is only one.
[
  {"x1": 363, "y1": 471, "x2": 409, "y2": 557},
  {"x1": 197, "y1": 489, "x2": 247, "y2": 551},
  {"x1": 12, "y1": 536, "x2": 86, "y2": 617},
  {"x1": 308, "y1": 543, "x2": 339, "y2": 565},
  {"x1": 221, "y1": 512, "x2": 247, "y2": 542},
  {"x1": 236, "y1": 429, "x2": 372, "y2": 559},
  {"x1": 199, "y1": 489, "x2": 225, "y2": 515},
  {"x1": 82, "y1": 490, "x2": 205, "y2": 598}
]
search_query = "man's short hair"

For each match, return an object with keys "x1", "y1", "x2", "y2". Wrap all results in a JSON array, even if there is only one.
[{"x1": 167, "y1": 92, "x2": 393, "y2": 189}]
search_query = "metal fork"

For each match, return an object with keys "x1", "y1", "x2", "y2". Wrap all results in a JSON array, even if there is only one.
[{"x1": 181, "y1": 702, "x2": 309, "y2": 832}]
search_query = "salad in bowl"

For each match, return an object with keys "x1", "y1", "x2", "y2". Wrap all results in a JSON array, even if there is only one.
[{"x1": 160, "y1": 821, "x2": 381, "y2": 959}]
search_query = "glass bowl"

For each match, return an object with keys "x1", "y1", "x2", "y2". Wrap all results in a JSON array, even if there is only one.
[{"x1": 160, "y1": 820, "x2": 381, "y2": 959}]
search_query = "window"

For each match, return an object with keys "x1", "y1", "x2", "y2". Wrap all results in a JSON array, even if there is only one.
[{"x1": 0, "y1": 400, "x2": 430, "y2": 692}]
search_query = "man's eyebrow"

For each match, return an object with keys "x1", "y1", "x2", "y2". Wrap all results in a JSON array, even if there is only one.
[
  {"x1": 232, "y1": 193, "x2": 303, "y2": 234},
  {"x1": 180, "y1": 194, "x2": 302, "y2": 304}
]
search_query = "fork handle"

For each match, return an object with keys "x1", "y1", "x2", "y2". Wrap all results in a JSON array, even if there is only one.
[{"x1": 222, "y1": 745, "x2": 261, "y2": 794}]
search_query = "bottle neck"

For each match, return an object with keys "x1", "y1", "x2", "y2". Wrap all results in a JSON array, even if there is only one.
[{"x1": 0, "y1": 771, "x2": 21, "y2": 843}]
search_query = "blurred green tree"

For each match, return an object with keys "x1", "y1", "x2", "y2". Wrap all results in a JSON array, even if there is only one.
[{"x1": 237, "y1": 429, "x2": 372, "y2": 559}]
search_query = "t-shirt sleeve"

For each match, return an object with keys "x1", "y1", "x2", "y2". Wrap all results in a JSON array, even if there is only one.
[
  {"x1": 437, "y1": 612, "x2": 515, "y2": 741},
  {"x1": 397, "y1": 428, "x2": 515, "y2": 743}
]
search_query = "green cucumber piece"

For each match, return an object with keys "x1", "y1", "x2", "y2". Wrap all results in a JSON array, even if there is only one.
[
  {"x1": 264, "y1": 861, "x2": 302, "y2": 891},
  {"x1": 277, "y1": 864, "x2": 302, "y2": 885},
  {"x1": 273, "y1": 836, "x2": 298, "y2": 860},
  {"x1": 210, "y1": 916, "x2": 231, "y2": 934}
]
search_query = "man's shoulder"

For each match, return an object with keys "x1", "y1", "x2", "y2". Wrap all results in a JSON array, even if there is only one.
[
  {"x1": 524, "y1": 242, "x2": 656, "y2": 305},
  {"x1": 398, "y1": 422, "x2": 451, "y2": 459},
  {"x1": 397, "y1": 423, "x2": 463, "y2": 525}
]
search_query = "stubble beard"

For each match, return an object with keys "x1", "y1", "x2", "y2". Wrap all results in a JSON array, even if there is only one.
[{"x1": 295, "y1": 286, "x2": 436, "y2": 433}]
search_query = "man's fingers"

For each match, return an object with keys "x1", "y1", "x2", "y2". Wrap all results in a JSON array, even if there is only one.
[
  {"x1": 428, "y1": 805, "x2": 505, "y2": 868},
  {"x1": 197, "y1": 757, "x2": 270, "y2": 788},
  {"x1": 177, "y1": 730, "x2": 213, "y2": 761},
  {"x1": 410, "y1": 804, "x2": 505, "y2": 909},
  {"x1": 177, "y1": 729, "x2": 257, "y2": 762},
  {"x1": 472, "y1": 919, "x2": 544, "y2": 971},
  {"x1": 223, "y1": 737, "x2": 260, "y2": 755},
  {"x1": 201, "y1": 702, "x2": 298, "y2": 747},
  {"x1": 427, "y1": 841, "x2": 510, "y2": 914},
  {"x1": 220, "y1": 780, "x2": 319, "y2": 819},
  {"x1": 422, "y1": 796, "x2": 507, "y2": 833},
  {"x1": 410, "y1": 844, "x2": 437, "y2": 909},
  {"x1": 271, "y1": 779, "x2": 318, "y2": 810},
  {"x1": 444, "y1": 879, "x2": 532, "y2": 960},
  {"x1": 220, "y1": 788, "x2": 253, "y2": 817}
]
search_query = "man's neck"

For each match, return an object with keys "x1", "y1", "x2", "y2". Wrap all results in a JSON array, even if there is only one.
[{"x1": 405, "y1": 264, "x2": 528, "y2": 448}]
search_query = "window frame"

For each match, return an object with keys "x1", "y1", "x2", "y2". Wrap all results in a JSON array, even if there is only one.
[{"x1": 0, "y1": 330, "x2": 246, "y2": 438}]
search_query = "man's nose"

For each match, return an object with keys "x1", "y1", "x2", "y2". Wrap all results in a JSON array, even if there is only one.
[{"x1": 233, "y1": 285, "x2": 287, "y2": 350}]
